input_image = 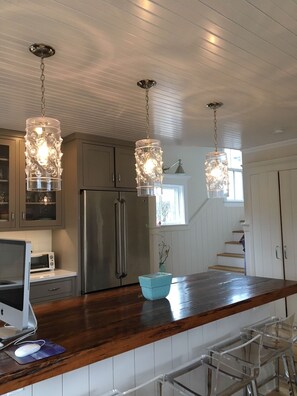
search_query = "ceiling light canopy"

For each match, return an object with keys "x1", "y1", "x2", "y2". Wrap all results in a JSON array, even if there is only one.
[
  {"x1": 205, "y1": 102, "x2": 229, "y2": 199},
  {"x1": 25, "y1": 43, "x2": 63, "y2": 192},
  {"x1": 135, "y1": 79, "x2": 163, "y2": 197}
]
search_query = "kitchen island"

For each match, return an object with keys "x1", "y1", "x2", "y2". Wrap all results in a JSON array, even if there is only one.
[{"x1": 1, "y1": 271, "x2": 297, "y2": 395}]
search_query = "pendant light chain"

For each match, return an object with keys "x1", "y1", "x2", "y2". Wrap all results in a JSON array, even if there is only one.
[
  {"x1": 213, "y1": 107, "x2": 218, "y2": 153},
  {"x1": 145, "y1": 87, "x2": 150, "y2": 139},
  {"x1": 40, "y1": 57, "x2": 46, "y2": 118}
]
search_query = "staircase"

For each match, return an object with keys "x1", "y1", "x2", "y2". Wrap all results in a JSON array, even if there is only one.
[{"x1": 208, "y1": 227, "x2": 245, "y2": 274}]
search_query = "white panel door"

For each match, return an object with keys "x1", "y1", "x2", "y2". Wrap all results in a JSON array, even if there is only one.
[
  {"x1": 250, "y1": 172, "x2": 284, "y2": 279},
  {"x1": 279, "y1": 169, "x2": 297, "y2": 316}
]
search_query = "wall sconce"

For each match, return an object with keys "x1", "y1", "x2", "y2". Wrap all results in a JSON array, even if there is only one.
[
  {"x1": 205, "y1": 102, "x2": 229, "y2": 198},
  {"x1": 163, "y1": 159, "x2": 185, "y2": 174},
  {"x1": 25, "y1": 43, "x2": 63, "y2": 192},
  {"x1": 134, "y1": 80, "x2": 163, "y2": 197}
]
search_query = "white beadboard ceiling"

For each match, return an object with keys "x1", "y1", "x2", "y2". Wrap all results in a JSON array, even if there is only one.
[{"x1": 1, "y1": 0, "x2": 297, "y2": 150}]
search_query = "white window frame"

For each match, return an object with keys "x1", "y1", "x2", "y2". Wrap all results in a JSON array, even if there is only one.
[
  {"x1": 224, "y1": 149, "x2": 244, "y2": 205},
  {"x1": 155, "y1": 174, "x2": 190, "y2": 226}
]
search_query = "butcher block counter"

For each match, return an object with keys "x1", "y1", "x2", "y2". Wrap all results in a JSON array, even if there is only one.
[{"x1": 1, "y1": 271, "x2": 297, "y2": 394}]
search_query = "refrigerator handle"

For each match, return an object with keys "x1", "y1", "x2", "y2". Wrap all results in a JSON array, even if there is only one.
[
  {"x1": 121, "y1": 199, "x2": 127, "y2": 278},
  {"x1": 115, "y1": 199, "x2": 122, "y2": 279}
]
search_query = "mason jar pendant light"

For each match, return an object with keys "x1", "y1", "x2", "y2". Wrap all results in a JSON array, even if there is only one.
[
  {"x1": 205, "y1": 102, "x2": 229, "y2": 198},
  {"x1": 25, "y1": 43, "x2": 63, "y2": 192},
  {"x1": 135, "y1": 80, "x2": 163, "y2": 197}
]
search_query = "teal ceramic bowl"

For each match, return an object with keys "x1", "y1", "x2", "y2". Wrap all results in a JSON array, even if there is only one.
[{"x1": 139, "y1": 272, "x2": 172, "y2": 300}]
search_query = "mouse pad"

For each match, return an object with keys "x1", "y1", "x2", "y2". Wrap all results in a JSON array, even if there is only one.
[{"x1": 4, "y1": 339, "x2": 66, "y2": 365}]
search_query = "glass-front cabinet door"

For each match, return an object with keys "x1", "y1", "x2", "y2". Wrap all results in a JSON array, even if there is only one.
[
  {"x1": 19, "y1": 141, "x2": 62, "y2": 228},
  {"x1": 0, "y1": 139, "x2": 17, "y2": 229}
]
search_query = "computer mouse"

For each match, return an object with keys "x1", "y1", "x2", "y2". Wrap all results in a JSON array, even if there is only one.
[{"x1": 14, "y1": 343, "x2": 41, "y2": 358}]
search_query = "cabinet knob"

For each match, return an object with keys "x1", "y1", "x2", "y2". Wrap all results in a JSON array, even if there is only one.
[
  {"x1": 118, "y1": 174, "x2": 121, "y2": 183},
  {"x1": 11, "y1": 212, "x2": 15, "y2": 221},
  {"x1": 22, "y1": 212, "x2": 26, "y2": 220},
  {"x1": 48, "y1": 287, "x2": 60, "y2": 292},
  {"x1": 112, "y1": 173, "x2": 115, "y2": 183}
]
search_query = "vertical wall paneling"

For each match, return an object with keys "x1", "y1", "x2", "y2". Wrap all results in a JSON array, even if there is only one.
[
  {"x1": 134, "y1": 344, "x2": 155, "y2": 396},
  {"x1": 153, "y1": 337, "x2": 172, "y2": 376},
  {"x1": 62, "y1": 366, "x2": 89, "y2": 396},
  {"x1": 89, "y1": 357, "x2": 114, "y2": 396},
  {"x1": 6, "y1": 387, "x2": 32, "y2": 396},
  {"x1": 113, "y1": 350, "x2": 135, "y2": 393},
  {"x1": 150, "y1": 199, "x2": 244, "y2": 275},
  {"x1": 32, "y1": 376, "x2": 62, "y2": 396}
]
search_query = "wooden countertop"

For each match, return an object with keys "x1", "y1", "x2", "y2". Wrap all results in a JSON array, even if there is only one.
[{"x1": 1, "y1": 271, "x2": 297, "y2": 394}]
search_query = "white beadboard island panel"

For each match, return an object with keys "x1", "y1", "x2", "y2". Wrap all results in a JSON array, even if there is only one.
[{"x1": 2, "y1": 301, "x2": 283, "y2": 396}]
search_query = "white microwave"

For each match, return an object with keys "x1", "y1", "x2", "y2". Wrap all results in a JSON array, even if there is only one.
[{"x1": 30, "y1": 252, "x2": 55, "y2": 272}]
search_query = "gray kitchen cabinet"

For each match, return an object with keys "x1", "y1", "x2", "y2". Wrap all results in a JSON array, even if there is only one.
[
  {"x1": 82, "y1": 142, "x2": 136, "y2": 189},
  {"x1": 30, "y1": 277, "x2": 76, "y2": 304},
  {"x1": 0, "y1": 138, "x2": 17, "y2": 229},
  {"x1": 115, "y1": 147, "x2": 136, "y2": 188},
  {"x1": 19, "y1": 140, "x2": 62, "y2": 228},
  {"x1": 0, "y1": 131, "x2": 62, "y2": 230}
]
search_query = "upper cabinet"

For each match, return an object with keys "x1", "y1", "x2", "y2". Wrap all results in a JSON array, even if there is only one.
[
  {"x1": 81, "y1": 142, "x2": 136, "y2": 189},
  {"x1": 0, "y1": 139, "x2": 17, "y2": 229},
  {"x1": 19, "y1": 141, "x2": 62, "y2": 228},
  {"x1": 0, "y1": 133, "x2": 62, "y2": 230}
]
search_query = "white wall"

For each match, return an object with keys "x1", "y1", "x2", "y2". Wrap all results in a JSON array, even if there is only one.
[
  {"x1": 0, "y1": 230, "x2": 51, "y2": 252},
  {"x1": 150, "y1": 145, "x2": 244, "y2": 274},
  {"x1": 162, "y1": 145, "x2": 210, "y2": 219}
]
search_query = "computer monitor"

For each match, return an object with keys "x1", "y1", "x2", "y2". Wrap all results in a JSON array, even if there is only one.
[{"x1": 0, "y1": 239, "x2": 37, "y2": 339}]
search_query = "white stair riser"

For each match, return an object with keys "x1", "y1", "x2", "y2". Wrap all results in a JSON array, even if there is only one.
[
  {"x1": 232, "y1": 232, "x2": 244, "y2": 242},
  {"x1": 225, "y1": 243, "x2": 244, "y2": 254},
  {"x1": 217, "y1": 255, "x2": 245, "y2": 268}
]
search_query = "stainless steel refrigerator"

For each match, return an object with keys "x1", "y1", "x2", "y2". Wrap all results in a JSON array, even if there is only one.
[{"x1": 81, "y1": 190, "x2": 150, "y2": 294}]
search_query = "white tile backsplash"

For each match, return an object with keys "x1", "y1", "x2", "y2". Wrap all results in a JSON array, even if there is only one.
[{"x1": 0, "y1": 230, "x2": 52, "y2": 252}]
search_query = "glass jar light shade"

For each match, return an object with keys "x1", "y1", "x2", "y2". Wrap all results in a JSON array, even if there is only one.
[
  {"x1": 135, "y1": 138, "x2": 163, "y2": 197},
  {"x1": 25, "y1": 117, "x2": 63, "y2": 191},
  {"x1": 205, "y1": 151, "x2": 229, "y2": 198}
]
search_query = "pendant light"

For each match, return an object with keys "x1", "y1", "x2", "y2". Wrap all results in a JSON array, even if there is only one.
[
  {"x1": 25, "y1": 43, "x2": 63, "y2": 192},
  {"x1": 205, "y1": 102, "x2": 229, "y2": 198},
  {"x1": 135, "y1": 79, "x2": 163, "y2": 197}
]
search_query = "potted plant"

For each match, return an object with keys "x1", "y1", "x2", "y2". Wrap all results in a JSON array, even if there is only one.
[
  {"x1": 138, "y1": 241, "x2": 172, "y2": 300},
  {"x1": 158, "y1": 241, "x2": 170, "y2": 272}
]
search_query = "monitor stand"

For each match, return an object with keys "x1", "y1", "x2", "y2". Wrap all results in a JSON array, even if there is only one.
[{"x1": 0, "y1": 303, "x2": 37, "y2": 347}]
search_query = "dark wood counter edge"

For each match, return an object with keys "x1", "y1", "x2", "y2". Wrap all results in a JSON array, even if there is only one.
[{"x1": 1, "y1": 273, "x2": 297, "y2": 394}]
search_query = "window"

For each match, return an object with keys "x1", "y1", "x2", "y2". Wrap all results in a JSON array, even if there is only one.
[
  {"x1": 155, "y1": 175, "x2": 189, "y2": 226},
  {"x1": 224, "y1": 149, "x2": 243, "y2": 202}
]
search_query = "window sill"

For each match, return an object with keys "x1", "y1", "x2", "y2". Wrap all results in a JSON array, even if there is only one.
[{"x1": 224, "y1": 201, "x2": 244, "y2": 208}]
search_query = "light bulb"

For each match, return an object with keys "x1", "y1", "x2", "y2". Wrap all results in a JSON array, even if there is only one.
[
  {"x1": 210, "y1": 165, "x2": 222, "y2": 178},
  {"x1": 143, "y1": 158, "x2": 157, "y2": 176},
  {"x1": 37, "y1": 141, "x2": 49, "y2": 166},
  {"x1": 35, "y1": 127, "x2": 44, "y2": 135}
]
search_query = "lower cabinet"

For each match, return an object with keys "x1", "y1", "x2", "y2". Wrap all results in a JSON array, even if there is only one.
[{"x1": 30, "y1": 277, "x2": 76, "y2": 304}]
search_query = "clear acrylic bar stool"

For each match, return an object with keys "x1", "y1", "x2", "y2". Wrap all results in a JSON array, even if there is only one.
[
  {"x1": 160, "y1": 333, "x2": 262, "y2": 395},
  {"x1": 100, "y1": 374, "x2": 189, "y2": 396},
  {"x1": 243, "y1": 314, "x2": 297, "y2": 394}
]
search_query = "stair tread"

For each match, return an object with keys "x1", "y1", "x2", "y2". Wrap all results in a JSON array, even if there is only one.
[
  {"x1": 225, "y1": 241, "x2": 242, "y2": 245},
  {"x1": 217, "y1": 252, "x2": 245, "y2": 258},
  {"x1": 208, "y1": 265, "x2": 245, "y2": 274}
]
